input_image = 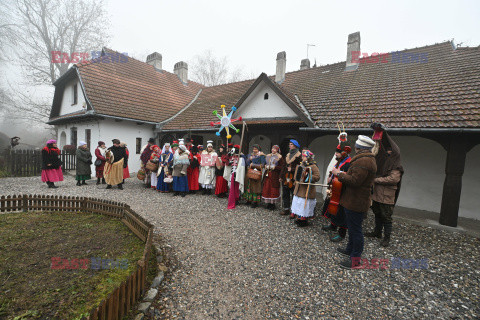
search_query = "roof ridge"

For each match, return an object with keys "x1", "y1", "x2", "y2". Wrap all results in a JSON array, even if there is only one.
[{"x1": 281, "y1": 41, "x2": 455, "y2": 77}]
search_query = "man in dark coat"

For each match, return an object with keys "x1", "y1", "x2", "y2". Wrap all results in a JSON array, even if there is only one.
[
  {"x1": 365, "y1": 123, "x2": 404, "y2": 247},
  {"x1": 280, "y1": 139, "x2": 302, "y2": 215},
  {"x1": 321, "y1": 141, "x2": 352, "y2": 242},
  {"x1": 332, "y1": 135, "x2": 377, "y2": 269},
  {"x1": 105, "y1": 139, "x2": 127, "y2": 190}
]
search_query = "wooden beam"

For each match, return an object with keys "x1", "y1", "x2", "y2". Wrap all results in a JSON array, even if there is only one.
[{"x1": 439, "y1": 139, "x2": 467, "y2": 227}]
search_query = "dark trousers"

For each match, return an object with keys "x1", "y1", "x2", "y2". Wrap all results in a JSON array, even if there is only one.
[
  {"x1": 282, "y1": 185, "x2": 294, "y2": 211},
  {"x1": 371, "y1": 200, "x2": 394, "y2": 237},
  {"x1": 345, "y1": 208, "x2": 364, "y2": 258}
]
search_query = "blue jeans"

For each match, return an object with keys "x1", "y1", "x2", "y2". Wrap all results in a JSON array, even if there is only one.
[{"x1": 345, "y1": 208, "x2": 364, "y2": 258}]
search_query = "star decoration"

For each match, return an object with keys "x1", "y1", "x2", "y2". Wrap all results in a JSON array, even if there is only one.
[{"x1": 210, "y1": 105, "x2": 242, "y2": 139}]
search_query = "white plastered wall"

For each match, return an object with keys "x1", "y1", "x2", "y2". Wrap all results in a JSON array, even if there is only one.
[
  {"x1": 460, "y1": 144, "x2": 480, "y2": 219},
  {"x1": 235, "y1": 82, "x2": 298, "y2": 119},
  {"x1": 57, "y1": 119, "x2": 154, "y2": 174},
  {"x1": 59, "y1": 78, "x2": 87, "y2": 115}
]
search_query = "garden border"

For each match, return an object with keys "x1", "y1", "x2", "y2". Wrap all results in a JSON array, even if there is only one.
[{"x1": 0, "y1": 194, "x2": 154, "y2": 320}]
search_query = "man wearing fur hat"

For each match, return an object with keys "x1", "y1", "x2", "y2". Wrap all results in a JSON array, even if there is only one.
[
  {"x1": 105, "y1": 139, "x2": 128, "y2": 190},
  {"x1": 332, "y1": 135, "x2": 377, "y2": 269},
  {"x1": 365, "y1": 123, "x2": 404, "y2": 247},
  {"x1": 321, "y1": 142, "x2": 352, "y2": 242}
]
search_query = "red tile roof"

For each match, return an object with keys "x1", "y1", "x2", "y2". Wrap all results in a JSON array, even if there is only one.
[
  {"x1": 279, "y1": 42, "x2": 480, "y2": 129},
  {"x1": 51, "y1": 48, "x2": 204, "y2": 123},
  {"x1": 163, "y1": 79, "x2": 256, "y2": 130},
  {"x1": 50, "y1": 42, "x2": 480, "y2": 130}
]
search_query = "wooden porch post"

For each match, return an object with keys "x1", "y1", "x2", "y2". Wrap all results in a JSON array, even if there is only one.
[{"x1": 439, "y1": 139, "x2": 468, "y2": 227}]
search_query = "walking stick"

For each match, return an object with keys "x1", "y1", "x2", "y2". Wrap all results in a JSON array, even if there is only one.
[{"x1": 304, "y1": 167, "x2": 311, "y2": 209}]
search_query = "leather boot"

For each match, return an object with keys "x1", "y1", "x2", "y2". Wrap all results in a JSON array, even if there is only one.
[
  {"x1": 381, "y1": 223, "x2": 392, "y2": 247},
  {"x1": 102, "y1": 178, "x2": 106, "y2": 184},
  {"x1": 76, "y1": 180, "x2": 81, "y2": 186},
  {"x1": 380, "y1": 236, "x2": 390, "y2": 247},
  {"x1": 365, "y1": 230, "x2": 382, "y2": 238},
  {"x1": 96, "y1": 178, "x2": 101, "y2": 185}
]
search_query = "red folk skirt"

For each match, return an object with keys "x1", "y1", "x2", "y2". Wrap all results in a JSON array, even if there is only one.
[
  {"x1": 123, "y1": 166, "x2": 130, "y2": 179},
  {"x1": 262, "y1": 172, "x2": 281, "y2": 203},
  {"x1": 95, "y1": 161, "x2": 105, "y2": 178},
  {"x1": 187, "y1": 167, "x2": 199, "y2": 190},
  {"x1": 215, "y1": 175, "x2": 228, "y2": 195}
]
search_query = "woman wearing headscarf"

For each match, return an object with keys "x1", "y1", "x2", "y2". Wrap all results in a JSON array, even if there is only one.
[
  {"x1": 262, "y1": 145, "x2": 284, "y2": 210},
  {"x1": 41, "y1": 139, "x2": 63, "y2": 188},
  {"x1": 75, "y1": 141, "x2": 92, "y2": 186},
  {"x1": 120, "y1": 141, "x2": 130, "y2": 181},
  {"x1": 149, "y1": 145, "x2": 161, "y2": 189},
  {"x1": 291, "y1": 150, "x2": 320, "y2": 227},
  {"x1": 140, "y1": 138, "x2": 156, "y2": 188},
  {"x1": 156, "y1": 143, "x2": 174, "y2": 192},
  {"x1": 172, "y1": 144, "x2": 190, "y2": 197},
  {"x1": 244, "y1": 144, "x2": 266, "y2": 208},
  {"x1": 94, "y1": 141, "x2": 107, "y2": 185},
  {"x1": 198, "y1": 141, "x2": 217, "y2": 194},
  {"x1": 187, "y1": 145, "x2": 201, "y2": 193},
  {"x1": 214, "y1": 144, "x2": 229, "y2": 198}
]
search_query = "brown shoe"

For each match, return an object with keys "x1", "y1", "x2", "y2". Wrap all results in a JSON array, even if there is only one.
[{"x1": 280, "y1": 209, "x2": 290, "y2": 215}]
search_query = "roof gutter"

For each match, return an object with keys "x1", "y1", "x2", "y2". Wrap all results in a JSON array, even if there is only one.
[
  {"x1": 48, "y1": 112, "x2": 158, "y2": 125},
  {"x1": 299, "y1": 127, "x2": 480, "y2": 134},
  {"x1": 159, "y1": 128, "x2": 216, "y2": 133}
]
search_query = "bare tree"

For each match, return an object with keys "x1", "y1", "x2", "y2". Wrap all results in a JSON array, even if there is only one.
[
  {"x1": 13, "y1": 0, "x2": 111, "y2": 85},
  {"x1": 0, "y1": 1, "x2": 17, "y2": 61},
  {"x1": 190, "y1": 50, "x2": 246, "y2": 86}
]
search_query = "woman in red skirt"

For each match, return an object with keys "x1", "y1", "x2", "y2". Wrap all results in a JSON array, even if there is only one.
[
  {"x1": 120, "y1": 142, "x2": 130, "y2": 180},
  {"x1": 187, "y1": 145, "x2": 201, "y2": 193},
  {"x1": 94, "y1": 141, "x2": 107, "y2": 184},
  {"x1": 262, "y1": 145, "x2": 284, "y2": 210},
  {"x1": 215, "y1": 144, "x2": 228, "y2": 197},
  {"x1": 41, "y1": 139, "x2": 63, "y2": 188}
]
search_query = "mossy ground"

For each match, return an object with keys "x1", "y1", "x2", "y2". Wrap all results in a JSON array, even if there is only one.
[{"x1": 0, "y1": 211, "x2": 148, "y2": 319}]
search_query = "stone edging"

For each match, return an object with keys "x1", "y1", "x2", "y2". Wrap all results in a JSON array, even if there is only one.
[{"x1": 134, "y1": 243, "x2": 166, "y2": 319}]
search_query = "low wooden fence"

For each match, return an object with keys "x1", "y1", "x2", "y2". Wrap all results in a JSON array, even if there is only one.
[
  {"x1": 0, "y1": 150, "x2": 76, "y2": 177},
  {"x1": 0, "y1": 194, "x2": 154, "y2": 320}
]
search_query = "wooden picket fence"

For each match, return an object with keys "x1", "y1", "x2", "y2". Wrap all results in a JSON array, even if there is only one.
[
  {"x1": 0, "y1": 149, "x2": 76, "y2": 177},
  {"x1": 0, "y1": 194, "x2": 154, "y2": 320}
]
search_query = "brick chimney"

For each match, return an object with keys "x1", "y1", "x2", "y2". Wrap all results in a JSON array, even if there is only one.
[
  {"x1": 300, "y1": 58, "x2": 310, "y2": 70},
  {"x1": 174, "y1": 61, "x2": 188, "y2": 84},
  {"x1": 146, "y1": 52, "x2": 162, "y2": 70},
  {"x1": 345, "y1": 32, "x2": 361, "y2": 71},
  {"x1": 275, "y1": 51, "x2": 286, "y2": 83}
]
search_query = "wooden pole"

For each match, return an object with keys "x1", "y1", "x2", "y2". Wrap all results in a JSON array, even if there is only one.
[{"x1": 238, "y1": 121, "x2": 246, "y2": 156}]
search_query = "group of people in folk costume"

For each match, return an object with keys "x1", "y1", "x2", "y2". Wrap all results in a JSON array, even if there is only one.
[
  {"x1": 41, "y1": 138, "x2": 130, "y2": 190},
  {"x1": 40, "y1": 123, "x2": 403, "y2": 269}
]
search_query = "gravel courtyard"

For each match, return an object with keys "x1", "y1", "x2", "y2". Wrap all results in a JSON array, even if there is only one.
[{"x1": 1, "y1": 176, "x2": 479, "y2": 319}]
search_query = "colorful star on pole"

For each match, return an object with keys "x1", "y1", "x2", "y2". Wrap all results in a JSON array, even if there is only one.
[{"x1": 210, "y1": 105, "x2": 242, "y2": 139}]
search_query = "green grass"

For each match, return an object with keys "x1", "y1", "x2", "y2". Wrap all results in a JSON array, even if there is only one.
[{"x1": 0, "y1": 211, "x2": 150, "y2": 319}]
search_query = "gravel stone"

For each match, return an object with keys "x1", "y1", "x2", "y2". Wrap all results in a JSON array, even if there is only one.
[
  {"x1": 1, "y1": 176, "x2": 479, "y2": 319},
  {"x1": 138, "y1": 302, "x2": 151, "y2": 313},
  {"x1": 151, "y1": 271, "x2": 165, "y2": 288},
  {"x1": 144, "y1": 288, "x2": 158, "y2": 302}
]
